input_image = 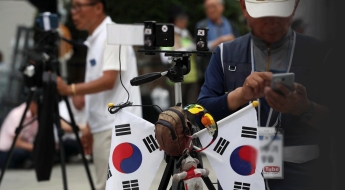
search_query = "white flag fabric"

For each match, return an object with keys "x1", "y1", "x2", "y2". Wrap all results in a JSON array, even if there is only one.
[
  {"x1": 196, "y1": 103, "x2": 265, "y2": 190},
  {"x1": 105, "y1": 109, "x2": 164, "y2": 190}
]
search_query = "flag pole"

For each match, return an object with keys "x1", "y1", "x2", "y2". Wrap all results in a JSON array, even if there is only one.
[{"x1": 192, "y1": 101, "x2": 259, "y2": 137}]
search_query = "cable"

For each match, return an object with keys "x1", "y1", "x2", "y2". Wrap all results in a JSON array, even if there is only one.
[
  {"x1": 106, "y1": 45, "x2": 131, "y2": 114},
  {"x1": 118, "y1": 45, "x2": 130, "y2": 103},
  {"x1": 133, "y1": 104, "x2": 163, "y2": 113},
  {"x1": 107, "y1": 45, "x2": 165, "y2": 115}
]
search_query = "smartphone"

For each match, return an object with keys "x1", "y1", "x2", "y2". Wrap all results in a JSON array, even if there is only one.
[{"x1": 271, "y1": 73, "x2": 295, "y2": 92}]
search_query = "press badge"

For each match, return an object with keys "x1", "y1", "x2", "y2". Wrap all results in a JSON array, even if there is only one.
[{"x1": 258, "y1": 127, "x2": 284, "y2": 179}]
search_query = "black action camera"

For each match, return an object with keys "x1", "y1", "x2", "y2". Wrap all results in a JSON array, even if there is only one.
[
  {"x1": 196, "y1": 27, "x2": 209, "y2": 51},
  {"x1": 144, "y1": 21, "x2": 174, "y2": 50}
]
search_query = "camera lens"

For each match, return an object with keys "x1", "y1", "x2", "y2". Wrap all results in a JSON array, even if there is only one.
[{"x1": 197, "y1": 41, "x2": 205, "y2": 48}]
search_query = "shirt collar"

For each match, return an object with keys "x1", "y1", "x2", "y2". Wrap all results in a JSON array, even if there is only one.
[
  {"x1": 252, "y1": 28, "x2": 292, "y2": 50},
  {"x1": 208, "y1": 16, "x2": 227, "y2": 26},
  {"x1": 84, "y1": 16, "x2": 112, "y2": 47}
]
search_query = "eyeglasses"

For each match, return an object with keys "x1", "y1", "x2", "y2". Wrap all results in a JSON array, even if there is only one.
[{"x1": 70, "y1": 2, "x2": 98, "y2": 12}]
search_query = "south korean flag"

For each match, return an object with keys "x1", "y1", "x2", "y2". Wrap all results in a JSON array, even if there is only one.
[
  {"x1": 196, "y1": 102, "x2": 265, "y2": 190},
  {"x1": 106, "y1": 109, "x2": 164, "y2": 190}
]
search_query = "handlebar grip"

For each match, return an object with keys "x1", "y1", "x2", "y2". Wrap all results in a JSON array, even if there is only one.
[{"x1": 130, "y1": 72, "x2": 163, "y2": 86}]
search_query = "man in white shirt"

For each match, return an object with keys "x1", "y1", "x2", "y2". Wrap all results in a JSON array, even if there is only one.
[{"x1": 56, "y1": 0, "x2": 142, "y2": 189}]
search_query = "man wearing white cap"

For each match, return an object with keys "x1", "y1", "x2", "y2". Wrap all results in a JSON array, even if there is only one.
[{"x1": 197, "y1": 0, "x2": 332, "y2": 189}]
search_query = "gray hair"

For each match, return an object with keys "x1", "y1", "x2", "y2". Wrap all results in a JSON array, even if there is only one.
[{"x1": 205, "y1": 0, "x2": 224, "y2": 4}]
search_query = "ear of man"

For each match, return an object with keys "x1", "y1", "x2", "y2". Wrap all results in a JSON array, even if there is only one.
[{"x1": 239, "y1": 0, "x2": 249, "y2": 18}]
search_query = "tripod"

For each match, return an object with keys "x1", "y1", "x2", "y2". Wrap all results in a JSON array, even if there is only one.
[
  {"x1": 131, "y1": 49, "x2": 216, "y2": 190},
  {"x1": 0, "y1": 64, "x2": 95, "y2": 190}
]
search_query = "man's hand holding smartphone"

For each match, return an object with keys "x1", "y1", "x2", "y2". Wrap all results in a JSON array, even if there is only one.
[
  {"x1": 270, "y1": 73, "x2": 295, "y2": 96},
  {"x1": 264, "y1": 72, "x2": 310, "y2": 115}
]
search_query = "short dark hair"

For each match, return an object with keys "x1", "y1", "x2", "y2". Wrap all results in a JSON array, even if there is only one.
[
  {"x1": 99, "y1": 0, "x2": 107, "y2": 10},
  {"x1": 168, "y1": 5, "x2": 189, "y2": 23},
  {"x1": 92, "y1": 0, "x2": 108, "y2": 14}
]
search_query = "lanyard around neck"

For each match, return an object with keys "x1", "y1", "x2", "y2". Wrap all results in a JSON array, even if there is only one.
[{"x1": 250, "y1": 31, "x2": 296, "y2": 127}]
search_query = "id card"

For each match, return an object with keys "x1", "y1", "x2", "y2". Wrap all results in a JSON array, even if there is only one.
[{"x1": 258, "y1": 127, "x2": 284, "y2": 179}]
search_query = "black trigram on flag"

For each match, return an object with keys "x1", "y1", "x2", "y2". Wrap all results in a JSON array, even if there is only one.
[
  {"x1": 234, "y1": 181, "x2": 250, "y2": 190},
  {"x1": 122, "y1": 179, "x2": 139, "y2": 190},
  {"x1": 213, "y1": 137, "x2": 230, "y2": 155},
  {"x1": 241, "y1": 126, "x2": 257, "y2": 139},
  {"x1": 107, "y1": 164, "x2": 112, "y2": 180},
  {"x1": 143, "y1": 134, "x2": 159, "y2": 153},
  {"x1": 115, "y1": 124, "x2": 131, "y2": 136}
]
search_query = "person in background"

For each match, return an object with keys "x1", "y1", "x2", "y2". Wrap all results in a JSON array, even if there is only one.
[
  {"x1": 55, "y1": 94, "x2": 87, "y2": 163},
  {"x1": 196, "y1": 0, "x2": 239, "y2": 51},
  {"x1": 195, "y1": 0, "x2": 239, "y2": 88},
  {"x1": 56, "y1": 0, "x2": 142, "y2": 189},
  {"x1": 0, "y1": 98, "x2": 39, "y2": 169}
]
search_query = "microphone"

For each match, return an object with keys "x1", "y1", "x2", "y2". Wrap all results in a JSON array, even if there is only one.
[{"x1": 130, "y1": 71, "x2": 168, "y2": 86}]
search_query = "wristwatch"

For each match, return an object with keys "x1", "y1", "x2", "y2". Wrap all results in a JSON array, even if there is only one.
[{"x1": 300, "y1": 100, "x2": 314, "y2": 123}]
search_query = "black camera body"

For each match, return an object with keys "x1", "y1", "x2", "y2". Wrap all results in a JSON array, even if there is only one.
[
  {"x1": 22, "y1": 12, "x2": 60, "y2": 88},
  {"x1": 144, "y1": 21, "x2": 174, "y2": 50},
  {"x1": 196, "y1": 27, "x2": 209, "y2": 51}
]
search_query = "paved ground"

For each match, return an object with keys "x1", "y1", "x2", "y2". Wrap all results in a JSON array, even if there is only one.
[{"x1": 0, "y1": 154, "x2": 218, "y2": 190}]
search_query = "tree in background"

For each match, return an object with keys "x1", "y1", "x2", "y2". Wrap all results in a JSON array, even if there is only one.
[
  {"x1": 61, "y1": 0, "x2": 248, "y2": 89},
  {"x1": 106, "y1": 0, "x2": 248, "y2": 37}
]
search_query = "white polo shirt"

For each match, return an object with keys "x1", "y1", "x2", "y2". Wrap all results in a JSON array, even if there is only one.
[
  {"x1": 84, "y1": 16, "x2": 142, "y2": 134},
  {"x1": 57, "y1": 97, "x2": 87, "y2": 140}
]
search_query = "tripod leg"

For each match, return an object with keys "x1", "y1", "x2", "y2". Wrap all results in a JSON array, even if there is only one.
[
  {"x1": 0, "y1": 88, "x2": 36, "y2": 186},
  {"x1": 159, "y1": 156, "x2": 185, "y2": 190},
  {"x1": 171, "y1": 159, "x2": 181, "y2": 190},
  {"x1": 197, "y1": 155, "x2": 216, "y2": 190},
  {"x1": 61, "y1": 96, "x2": 95, "y2": 190},
  {"x1": 158, "y1": 156, "x2": 175, "y2": 190},
  {"x1": 53, "y1": 95, "x2": 68, "y2": 190},
  {"x1": 201, "y1": 175, "x2": 216, "y2": 190}
]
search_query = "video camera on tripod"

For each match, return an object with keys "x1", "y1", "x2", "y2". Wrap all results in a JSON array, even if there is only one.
[
  {"x1": 0, "y1": 12, "x2": 95, "y2": 190},
  {"x1": 21, "y1": 12, "x2": 60, "y2": 88}
]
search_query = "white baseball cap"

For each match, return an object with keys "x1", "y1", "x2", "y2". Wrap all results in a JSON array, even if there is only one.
[{"x1": 245, "y1": 0, "x2": 296, "y2": 18}]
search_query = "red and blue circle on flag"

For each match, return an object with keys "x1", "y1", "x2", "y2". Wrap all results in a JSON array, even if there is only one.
[
  {"x1": 112, "y1": 142, "x2": 142, "y2": 174},
  {"x1": 230, "y1": 145, "x2": 257, "y2": 176}
]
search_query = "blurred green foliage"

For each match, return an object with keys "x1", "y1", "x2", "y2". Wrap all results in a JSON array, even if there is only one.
[
  {"x1": 65, "y1": 0, "x2": 249, "y2": 40},
  {"x1": 107, "y1": 0, "x2": 248, "y2": 36},
  {"x1": 62, "y1": 0, "x2": 249, "y2": 83}
]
